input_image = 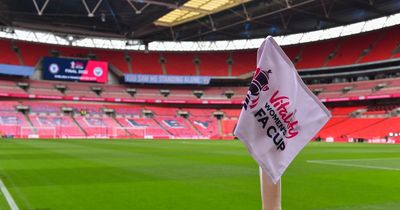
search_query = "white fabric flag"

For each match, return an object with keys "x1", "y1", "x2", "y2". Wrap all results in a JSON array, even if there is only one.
[{"x1": 234, "y1": 36, "x2": 331, "y2": 184}]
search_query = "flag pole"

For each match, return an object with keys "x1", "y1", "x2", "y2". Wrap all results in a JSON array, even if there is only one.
[{"x1": 260, "y1": 167, "x2": 281, "y2": 210}]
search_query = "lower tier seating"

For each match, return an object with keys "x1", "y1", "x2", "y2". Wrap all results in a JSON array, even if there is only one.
[{"x1": 0, "y1": 101, "x2": 399, "y2": 142}]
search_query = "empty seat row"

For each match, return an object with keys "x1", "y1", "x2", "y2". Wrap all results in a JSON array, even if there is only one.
[{"x1": 1, "y1": 25, "x2": 399, "y2": 76}]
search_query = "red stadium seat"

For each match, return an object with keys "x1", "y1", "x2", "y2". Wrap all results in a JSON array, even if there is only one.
[
  {"x1": 296, "y1": 39, "x2": 339, "y2": 69},
  {"x1": 231, "y1": 50, "x2": 257, "y2": 76},
  {"x1": 0, "y1": 39, "x2": 20, "y2": 65},
  {"x1": 326, "y1": 30, "x2": 381, "y2": 66},
  {"x1": 198, "y1": 52, "x2": 229, "y2": 76},
  {"x1": 130, "y1": 52, "x2": 163, "y2": 75},
  {"x1": 360, "y1": 26, "x2": 400, "y2": 63},
  {"x1": 163, "y1": 53, "x2": 197, "y2": 76}
]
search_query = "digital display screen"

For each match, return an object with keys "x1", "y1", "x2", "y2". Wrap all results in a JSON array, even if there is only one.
[{"x1": 42, "y1": 57, "x2": 108, "y2": 83}]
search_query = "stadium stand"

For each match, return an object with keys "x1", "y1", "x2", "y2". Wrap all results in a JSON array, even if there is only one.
[
  {"x1": 198, "y1": 52, "x2": 229, "y2": 76},
  {"x1": 163, "y1": 53, "x2": 197, "y2": 76},
  {"x1": 0, "y1": 39, "x2": 20, "y2": 65},
  {"x1": 0, "y1": 98, "x2": 398, "y2": 142},
  {"x1": 0, "y1": 111, "x2": 30, "y2": 137},
  {"x1": 231, "y1": 50, "x2": 257, "y2": 76},
  {"x1": 325, "y1": 31, "x2": 381, "y2": 66},
  {"x1": 0, "y1": 76, "x2": 399, "y2": 102},
  {"x1": 68, "y1": 103, "x2": 104, "y2": 115},
  {"x1": 354, "y1": 117, "x2": 397, "y2": 140},
  {"x1": 319, "y1": 118, "x2": 385, "y2": 139},
  {"x1": 360, "y1": 27, "x2": 400, "y2": 63},
  {"x1": 186, "y1": 108, "x2": 216, "y2": 117},
  {"x1": 221, "y1": 119, "x2": 236, "y2": 138},
  {"x1": 23, "y1": 101, "x2": 62, "y2": 113},
  {"x1": 189, "y1": 116, "x2": 219, "y2": 138},
  {"x1": 74, "y1": 116, "x2": 118, "y2": 138},
  {"x1": 29, "y1": 114, "x2": 86, "y2": 138},
  {"x1": 0, "y1": 101, "x2": 19, "y2": 111},
  {"x1": 130, "y1": 52, "x2": 163, "y2": 74},
  {"x1": 295, "y1": 39, "x2": 339, "y2": 69},
  {"x1": 0, "y1": 80, "x2": 26, "y2": 94},
  {"x1": 168, "y1": 89, "x2": 198, "y2": 100},
  {"x1": 92, "y1": 49, "x2": 129, "y2": 73},
  {"x1": 330, "y1": 107, "x2": 364, "y2": 116},
  {"x1": 16, "y1": 41, "x2": 50, "y2": 66},
  {"x1": 0, "y1": 26, "x2": 399, "y2": 77},
  {"x1": 56, "y1": 45, "x2": 89, "y2": 58},
  {"x1": 154, "y1": 116, "x2": 200, "y2": 138},
  {"x1": 282, "y1": 45, "x2": 301, "y2": 64},
  {"x1": 108, "y1": 105, "x2": 142, "y2": 116},
  {"x1": 145, "y1": 106, "x2": 178, "y2": 116},
  {"x1": 0, "y1": 25, "x2": 399, "y2": 142},
  {"x1": 115, "y1": 117, "x2": 171, "y2": 138},
  {"x1": 221, "y1": 109, "x2": 241, "y2": 118}
]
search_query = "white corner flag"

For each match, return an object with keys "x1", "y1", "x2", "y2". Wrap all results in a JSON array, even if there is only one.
[{"x1": 234, "y1": 36, "x2": 331, "y2": 184}]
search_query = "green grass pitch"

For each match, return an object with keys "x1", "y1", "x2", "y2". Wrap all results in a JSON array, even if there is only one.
[{"x1": 0, "y1": 139, "x2": 400, "y2": 210}]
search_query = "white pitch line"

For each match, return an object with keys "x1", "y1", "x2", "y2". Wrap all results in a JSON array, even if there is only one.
[
  {"x1": 307, "y1": 160, "x2": 400, "y2": 171},
  {"x1": 308, "y1": 157, "x2": 400, "y2": 162},
  {"x1": 0, "y1": 178, "x2": 19, "y2": 210}
]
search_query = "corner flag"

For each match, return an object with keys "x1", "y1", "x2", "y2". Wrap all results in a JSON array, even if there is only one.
[{"x1": 234, "y1": 36, "x2": 331, "y2": 184}]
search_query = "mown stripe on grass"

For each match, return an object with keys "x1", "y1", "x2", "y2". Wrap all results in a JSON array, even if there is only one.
[{"x1": 307, "y1": 160, "x2": 400, "y2": 171}]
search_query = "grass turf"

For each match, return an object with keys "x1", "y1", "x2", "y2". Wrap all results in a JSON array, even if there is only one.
[{"x1": 0, "y1": 139, "x2": 399, "y2": 210}]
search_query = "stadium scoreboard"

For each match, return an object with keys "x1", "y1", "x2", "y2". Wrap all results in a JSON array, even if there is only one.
[{"x1": 42, "y1": 57, "x2": 108, "y2": 83}]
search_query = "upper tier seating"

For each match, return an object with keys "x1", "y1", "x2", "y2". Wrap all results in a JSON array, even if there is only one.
[
  {"x1": 17, "y1": 42, "x2": 50, "y2": 66},
  {"x1": 360, "y1": 27, "x2": 400, "y2": 63},
  {"x1": 0, "y1": 39, "x2": 20, "y2": 65},
  {"x1": 163, "y1": 53, "x2": 197, "y2": 76},
  {"x1": 198, "y1": 52, "x2": 229, "y2": 76},
  {"x1": 130, "y1": 52, "x2": 163, "y2": 75},
  {"x1": 282, "y1": 45, "x2": 301, "y2": 63},
  {"x1": 55, "y1": 46, "x2": 89, "y2": 58},
  {"x1": 1, "y1": 26, "x2": 399, "y2": 76},
  {"x1": 295, "y1": 39, "x2": 339, "y2": 69},
  {"x1": 92, "y1": 49, "x2": 129, "y2": 73},
  {"x1": 326, "y1": 30, "x2": 381, "y2": 66},
  {"x1": 231, "y1": 50, "x2": 257, "y2": 76}
]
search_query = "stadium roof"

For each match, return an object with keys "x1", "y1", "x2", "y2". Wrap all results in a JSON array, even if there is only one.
[
  {"x1": 154, "y1": 0, "x2": 251, "y2": 27},
  {"x1": 0, "y1": 0, "x2": 400, "y2": 42}
]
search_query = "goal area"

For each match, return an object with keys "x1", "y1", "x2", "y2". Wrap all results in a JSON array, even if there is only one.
[{"x1": 20, "y1": 126, "x2": 56, "y2": 139}]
